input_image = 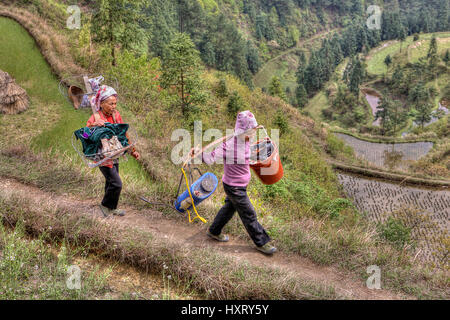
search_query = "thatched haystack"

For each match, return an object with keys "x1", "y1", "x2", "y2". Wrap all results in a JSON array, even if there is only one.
[{"x1": 0, "y1": 70, "x2": 29, "y2": 114}]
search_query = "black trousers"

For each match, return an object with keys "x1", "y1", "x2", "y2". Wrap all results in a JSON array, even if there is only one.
[
  {"x1": 209, "y1": 182, "x2": 271, "y2": 247},
  {"x1": 99, "y1": 163, "x2": 122, "y2": 210}
]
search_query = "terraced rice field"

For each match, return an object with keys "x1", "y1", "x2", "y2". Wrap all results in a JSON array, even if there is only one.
[
  {"x1": 335, "y1": 133, "x2": 434, "y2": 170},
  {"x1": 337, "y1": 173, "x2": 449, "y2": 264}
]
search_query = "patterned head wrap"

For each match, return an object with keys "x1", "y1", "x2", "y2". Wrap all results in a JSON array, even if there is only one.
[{"x1": 90, "y1": 85, "x2": 117, "y2": 112}]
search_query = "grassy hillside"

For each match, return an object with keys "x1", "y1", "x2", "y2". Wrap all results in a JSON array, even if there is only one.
[
  {"x1": 366, "y1": 32, "x2": 450, "y2": 76},
  {"x1": 0, "y1": 3, "x2": 448, "y2": 299}
]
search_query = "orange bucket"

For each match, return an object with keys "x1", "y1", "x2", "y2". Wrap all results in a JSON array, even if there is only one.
[{"x1": 250, "y1": 137, "x2": 283, "y2": 185}]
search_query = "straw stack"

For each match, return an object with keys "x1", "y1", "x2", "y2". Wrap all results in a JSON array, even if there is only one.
[{"x1": 0, "y1": 69, "x2": 29, "y2": 114}]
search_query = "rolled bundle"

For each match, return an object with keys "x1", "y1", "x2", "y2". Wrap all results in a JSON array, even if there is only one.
[{"x1": 0, "y1": 70, "x2": 29, "y2": 115}]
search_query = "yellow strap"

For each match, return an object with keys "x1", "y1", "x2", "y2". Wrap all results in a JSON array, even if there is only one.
[{"x1": 181, "y1": 167, "x2": 207, "y2": 224}]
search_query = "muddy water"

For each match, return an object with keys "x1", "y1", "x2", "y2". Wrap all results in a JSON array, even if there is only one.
[
  {"x1": 335, "y1": 133, "x2": 434, "y2": 170},
  {"x1": 337, "y1": 173, "x2": 449, "y2": 264},
  {"x1": 365, "y1": 94, "x2": 382, "y2": 126}
]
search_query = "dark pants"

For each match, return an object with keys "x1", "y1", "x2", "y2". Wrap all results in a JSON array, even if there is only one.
[
  {"x1": 209, "y1": 182, "x2": 271, "y2": 247},
  {"x1": 99, "y1": 163, "x2": 122, "y2": 210}
]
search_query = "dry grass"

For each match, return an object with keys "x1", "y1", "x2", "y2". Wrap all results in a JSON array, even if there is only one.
[{"x1": 0, "y1": 189, "x2": 340, "y2": 300}]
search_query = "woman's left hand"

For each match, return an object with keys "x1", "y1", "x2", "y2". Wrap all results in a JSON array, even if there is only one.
[{"x1": 131, "y1": 151, "x2": 140, "y2": 160}]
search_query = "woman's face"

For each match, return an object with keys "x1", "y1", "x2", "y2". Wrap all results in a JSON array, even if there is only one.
[{"x1": 101, "y1": 96, "x2": 117, "y2": 115}]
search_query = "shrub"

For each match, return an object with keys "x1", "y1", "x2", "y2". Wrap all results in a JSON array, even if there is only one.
[
  {"x1": 260, "y1": 177, "x2": 352, "y2": 219},
  {"x1": 273, "y1": 110, "x2": 290, "y2": 135},
  {"x1": 377, "y1": 217, "x2": 412, "y2": 249},
  {"x1": 326, "y1": 133, "x2": 346, "y2": 157},
  {"x1": 227, "y1": 91, "x2": 242, "y2": 116},
  {"x1": 216, "y1": 78, "x2": 228, "y2": 98}
]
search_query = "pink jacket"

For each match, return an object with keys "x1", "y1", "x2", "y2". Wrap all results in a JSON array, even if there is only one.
[{"x1": 201, "y1": 111, "x2": 258, "y2": 187}]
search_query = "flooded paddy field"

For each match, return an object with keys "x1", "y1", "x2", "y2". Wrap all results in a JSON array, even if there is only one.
[
  {"x1": 334, "y1": 133, "x2": 434, "y2": 170},
  {"x1": 337, "y1": 173, "x2": 449, "y2": 264},
  {"x1": 364, "y1": 93, "x2": 382, "y2": 126}
]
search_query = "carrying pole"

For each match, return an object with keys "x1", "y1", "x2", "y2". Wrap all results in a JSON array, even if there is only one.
[{"x1": 182, "y1": 125, "x2": 264, "y2": 168}]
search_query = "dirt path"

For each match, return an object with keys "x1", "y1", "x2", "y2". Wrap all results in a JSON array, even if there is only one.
[{"x1": 0, "y1": 176, "x2": 412, "y2": 300}]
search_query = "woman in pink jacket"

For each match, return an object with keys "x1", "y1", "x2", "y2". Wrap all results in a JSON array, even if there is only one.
[{"x1": 193, "y1": 111, "x2": 277, "y2": 255}]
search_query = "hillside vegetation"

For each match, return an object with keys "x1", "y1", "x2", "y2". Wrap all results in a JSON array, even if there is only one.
[{"x1": 0, "y1": 0, "x2": 448, "y2": 299}]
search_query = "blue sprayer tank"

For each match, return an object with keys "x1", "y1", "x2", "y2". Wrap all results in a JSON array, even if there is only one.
[{"x1": 174, "y1": 172, "x2": 218, "y2": 213}]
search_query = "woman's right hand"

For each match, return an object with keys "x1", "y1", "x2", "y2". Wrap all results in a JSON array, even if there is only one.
[
  {"x1": 93, "y1": 119, "x2": 106, "y2": 127},
  {"x1": 189, "y1": 146, "x2": 201, "y2": 158}
]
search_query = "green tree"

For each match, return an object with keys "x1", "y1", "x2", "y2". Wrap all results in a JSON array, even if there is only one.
[
  {"x1": 269, "y1": 76, "x2": 287, "y2": 102},
  {"x1": 409, "y1": 82, "x2": 433, "y2": 128},
  {"x1": 376, "y1": 96, "x2": 408, "y2": 135},
  {"x1": 414, "y1": 102, "x2": 434, "y2": 129},
  {"x1": 443, "y1": 49, "x2": 450, "y2": 66},
  {"x1": 436, "y1": 0, "x2": 449, "y2": 32},
  {"x1": 295, "y1": 83, "x2": 308, "y2": 109},
  {"x1": 391, "y1": 66, "x2": 408, "y2": 94},
  {"x1": 329, "y1": 85, "x2": 363, "y2": 126},
  {"x1": 216, "y1": 78, "x2": 228, "y2": 98},
  {"x1": 344, "y1": 57, "x2": 366, "y2": 96},
  {"x1": 295, "y1": 51, "x2": 307, "y2": 85},
  {"x1": 227, "y1": 91, "x2": 243, "y2": 116},
  {"x1": 384, "y1": 54, "x2": 393, "y2": 68},
  {"x1": 273, "y1": 110, "x2": 289, "y2": 136},
  {"x1": 246, "y1": 41, "x2": 261, "y2": 74},
  {"x1": 161, "y1": 33, "x2": 207, "y2": 114},
  {"x1": 398, "y1": 27, "x2": 407, "y2": 52},
  {"x1": 427, "y1": 36, "x2": 439, "y2": 68},
  {"x1": 91, "y1": 0, "x2": 149, "y2": 66}
]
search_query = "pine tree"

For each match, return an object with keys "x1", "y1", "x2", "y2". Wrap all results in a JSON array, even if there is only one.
[
  {"x1": 295, "y1": 83, "x2": 308, "y2": 109},
  {"x1": 398, "y1": 27, "x2": 407, "y2": 52},
  {"x1": 437, "y1": 0, "x2": 449, "y2": 32},
  {"x1": 269, "y1": 76, "x2": 287, "y2": 102},
  {"x1": 427, "y1": 36, "x2": 439, "y2": 68},
  {"x1": 304, "y1": 51, "x2": 323, "y2": 94},
  {"x1": 384, "y1": 55, "x2": 393, "y2": 68},
  {"x1": 246, "y1": 41, "x2": 261, "y2": 74},
  {"x1": 200, "y1": 39, "x2": 216, "y2": 66},
  {"x1": 273, "y1": 110, "x2": 289, "y2": 136},
  {"x1": 243, "y1": 0, "x2": 256, "y2": 21},
  {"x1": 296, "y1": 51, "x2": 307, "y2": 84},
  {"x1": 91, "y1": 0, "x2": 149, "y2": 66},
  {"x1": 415, "y1": 102, "x2": 433, "y2": 129},
  {"x1": 409, "y1": 82, "x2": 433, "y2": 128},
  {"x1": 216, "y1": 78, "x2": 228, "y2": 98},
  {"x1": 161, "y1": 33, "x2": 207, "y2": 115},
  {"x1": 344, "y1": 57, "x2": 366, "y2": 96},
  {"x1": 391, "y1": 66, "x2": 408, "y2": 94},
  {"x1": 443, "y1": 49, "x2": 450, "y2": 66},
  {"x1": 227, "y1": 91, "x2": 242, "y2": 116},
  {"x1": 376, "y1": 96, "x2": 408, "y2": 135}
]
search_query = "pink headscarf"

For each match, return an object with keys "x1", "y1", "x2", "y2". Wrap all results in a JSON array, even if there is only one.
[
  {"x1": 90, "y1": 85, "x2": 117, "y2": 111},
  {"x1": 234, "y1": 110, "x2": 258, "y2": 136}
]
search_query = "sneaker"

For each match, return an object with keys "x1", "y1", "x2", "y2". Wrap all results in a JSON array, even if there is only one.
[
  {"x1": 256, "y1": 243, "x2": 277, "y2": 255},
  {"x1": 99, "y1": 204, "x2": 111, "y2": 217},
  {"x1": 111, "y1": 208, "x2": 126, "y2": 216},
  {"x1": 206, "y1": 230, "x2": 229, "y2": 242}
]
